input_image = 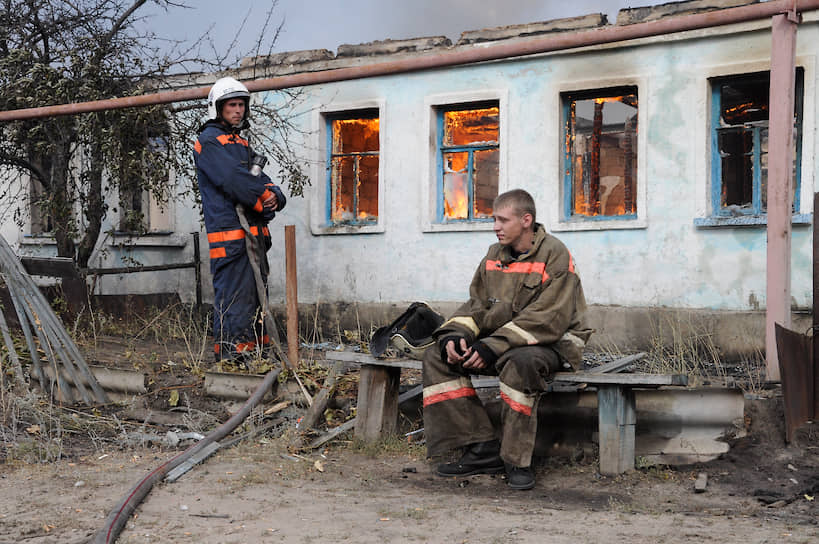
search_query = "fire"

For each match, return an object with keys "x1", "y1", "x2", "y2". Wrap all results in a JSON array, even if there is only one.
[
  {"x1": 567, "y1": 92, "x2": 637, "y2": 217},
  {"x1": 444, "y1": 107, "x2": 499, "y2": 146},
  {"x1": 329, "y1": 114, "x2": 380, "y2": 223},
  {"x1": 332, "y1": 117, "x2": 379, "y2": 153},
  {"x1": 441, "y1": 106, "x2": 499, "y2": 220}
]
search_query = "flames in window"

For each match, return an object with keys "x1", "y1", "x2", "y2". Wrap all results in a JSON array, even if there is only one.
[
  {"x1": 330, "y1": 116, "x2": 379, "y2": 224},
  {"x1": 442, "y1": 106, "x2": 499, "y2": 221},
  {"x1": 566, "y1": 91, "x2": 637, "y2": 217}
]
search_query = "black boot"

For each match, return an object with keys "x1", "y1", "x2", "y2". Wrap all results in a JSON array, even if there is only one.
[
  {"x1": 436, "y1": 440, "x2": 504, "y2": 477},
  {"x1": 506, "y1": 465, "x2": 535, "y2": 490}
]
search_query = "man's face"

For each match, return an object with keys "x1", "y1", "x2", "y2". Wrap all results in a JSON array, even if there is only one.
[
  {"x1": 220, "y1": 98, "x2": 246, "y2": 126},
  {"x1": 493, "y1": 205, "x2": 532, "y2": 249}
]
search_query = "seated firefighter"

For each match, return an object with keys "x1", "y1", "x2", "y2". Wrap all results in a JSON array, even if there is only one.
[{"x1": 423, "y1": 188, "x2": 593, "y2": 490}]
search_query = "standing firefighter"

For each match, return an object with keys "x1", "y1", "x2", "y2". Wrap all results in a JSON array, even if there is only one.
[
  {"x1": 423, "y1": 189, "x2": 592, "y2": 490},
  {"x1": 194, "y1": 77, "x2": 286, "y2": 362}
]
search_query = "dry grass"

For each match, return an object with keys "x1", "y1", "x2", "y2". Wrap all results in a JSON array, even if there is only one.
[{"x1": 588, "y1": 313, "x2": 768, "y2": 395}]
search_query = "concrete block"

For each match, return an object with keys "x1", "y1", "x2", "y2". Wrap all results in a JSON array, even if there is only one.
[
  {"x1": 616, "y1": 0, "x2": 758, "y2": 26},
  {"x1": 457, "y1": 14, "x2": 607, "y2": 45},
  {"x1": 240, "y1": 49, "x2": 334, "y2": 69},
  {"x1": 337, "y1": 36, "x2": 451, "y2": 58}
]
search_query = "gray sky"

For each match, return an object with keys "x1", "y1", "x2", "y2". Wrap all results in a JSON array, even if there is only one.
[{"x1": 141, "y1": 0, "x2": 640, "y2": 64}]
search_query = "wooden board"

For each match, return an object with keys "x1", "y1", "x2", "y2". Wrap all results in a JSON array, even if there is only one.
[
  {"x1": 20, "y1": 256, "x2": 80, "y2": 278},
  {"x1": 354, "y1": 365, "x2": 401, "y2": 441},
  {"x1": 597, "y1": 385, "x2": 636, "y2": 475},
  {"x1": 325, "y1": 350, "x2": 421, "y2": 370},
  {"x1": 553, "y1": 372, "x2": 687, "y2": 387}
]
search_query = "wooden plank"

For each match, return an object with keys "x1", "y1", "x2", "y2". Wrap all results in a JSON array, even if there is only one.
[
  {"x1": 553, "y1": 372, "x2": 687, "y2": 387},
  {"x1": 587, "y1": 352, "x2": 646, "y2": 374},
  {"x1": 300, "y1": 361, "x2": 344, "y2": 431},
  {"x1": 20, "y1": 256, "x2": 80, "y2": 278},
  {"x1": 325, "y1": 350, "x2": 421, "y2": 369},
  {"x1": 309, "y1": 418, "x2": 356, "y2": 449},
  {"x1": 354, "y1": 364, "x2": 401, "y2": 441},
  {"x1": 597, "y1": 385, "x2": 636, "y2": 475},
  {"x1": 398, "y1": 384, "x2": 423, "y2": 404}
]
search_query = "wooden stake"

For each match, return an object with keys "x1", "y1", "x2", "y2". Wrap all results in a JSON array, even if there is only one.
[{"x1": 285, "y1": 225, "x2": 299, "y2": 368}]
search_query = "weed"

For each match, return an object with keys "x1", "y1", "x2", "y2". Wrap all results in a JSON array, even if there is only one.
[{"x1": 347, "y1": 434, "x2": 426, "y2": 458}]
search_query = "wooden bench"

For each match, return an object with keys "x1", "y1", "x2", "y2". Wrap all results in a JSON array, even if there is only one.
[{"x1": 324, "y1": 350, "x2": 687, "y2": 475}]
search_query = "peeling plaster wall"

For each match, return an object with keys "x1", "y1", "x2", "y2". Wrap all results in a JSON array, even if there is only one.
[{"x1": 264, "y1": 16, "x2": 817, "y2": 317}]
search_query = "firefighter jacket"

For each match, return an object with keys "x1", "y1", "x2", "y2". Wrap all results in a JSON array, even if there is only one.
[
  {"x1": 194, "y1": 120, "x2": 285, "y2": 260},
  {"x1": 434, "y1": 224, "x2": 593, "y2": 370}
]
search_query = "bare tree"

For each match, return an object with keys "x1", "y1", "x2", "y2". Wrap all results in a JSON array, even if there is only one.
[{"x1": 0, "y1": 0, "x2": 309, "y2": 268}]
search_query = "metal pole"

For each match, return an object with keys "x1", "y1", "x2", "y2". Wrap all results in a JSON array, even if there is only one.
[
  {"x1": 765, "y1": 9, "x2": 799, "y2": 382},
  {"x1": 0, "y1": 0, "x2": 818, "y2": 121},
  {"x1": 813, "y1": 192, "x2": 819, "y2": 417},
  {"x1": 285, "y1": 225, "x2": 299, "y2": 367},
  {"x1": 192, "y1": 232, "x2": 202, "y2": 310}
]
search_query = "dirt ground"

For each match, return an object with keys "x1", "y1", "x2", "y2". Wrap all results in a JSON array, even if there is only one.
[{"x1": 1, "y1": 335, "x2": 819, "y2": 543}]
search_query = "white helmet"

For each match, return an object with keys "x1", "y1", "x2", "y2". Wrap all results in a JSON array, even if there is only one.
[{"x1": 207, "y1": 77, "x2": 251, "y2": 122}]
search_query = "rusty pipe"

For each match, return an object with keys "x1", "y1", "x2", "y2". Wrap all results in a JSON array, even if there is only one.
[{"x1": 1, "y1": 0, "x2": 818, "y2": 122}]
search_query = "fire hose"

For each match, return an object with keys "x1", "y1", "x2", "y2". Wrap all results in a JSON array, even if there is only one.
[{"x1": 93, "y1": 152, "x2": 299, "y2": 543}]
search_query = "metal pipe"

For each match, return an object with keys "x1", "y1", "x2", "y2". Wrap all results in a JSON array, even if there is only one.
[
  {"x1": 0, "y1": 0, "x2": 817, "y2": 121},
  {"x1": 765, "y1": 10, "x2": 799, "y2": 382},
  {"x1": 0, "y1": 295, "x2": 25, "y2": 389},
  {"x1": 6, "y1": 281, "x2": 47, "y2": 391},
  {"x1": 0, "y1": 236, "x2": 108, "y2": 402}
]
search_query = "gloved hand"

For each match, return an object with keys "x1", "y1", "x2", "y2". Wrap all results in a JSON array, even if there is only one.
[
  {"x1": 439, "y1": 335, "x2": 466, "y2": 364},
  {"x1": 261, "y1": 185, "x2": 287, "y2": 221}
]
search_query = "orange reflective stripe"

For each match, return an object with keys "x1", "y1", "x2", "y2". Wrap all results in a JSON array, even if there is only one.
[
  {"x1": 235, "y1": 340, "x2": 256, "y2": 353},
  {"x1": 207, "y1": 226, "x2": 267, "y2": 244},
  {"x1": 500, "y1": 391, "x2": 533, "y2": 416},
  {"x1": 485, "y1": 260, "x2": 549, "y2": 282},
  {"x1": 216, "y1": 134, "x2": 248, "y2": 146},
  {"x1": 423, "y1": 387, "x2": 477, "y2": 407},
  {"x1": 210, "y1": 247, "x2": 226, "y2": 259},
  {"x1": 194, "y1": 139, "x2": 202, "y2": 154},
  {"x1": 214, "y1": 344, "x2": 220, "y2": 354},
  {"x1": 208, "y1": 229, "x2": 245, "y2": 243}
]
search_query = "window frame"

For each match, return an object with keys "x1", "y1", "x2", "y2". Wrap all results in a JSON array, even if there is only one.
[
  {"x1": 708, "y1": 69, "x2": 804, "y2": 218},
  {"x1": 560, "y1": 85, "x2": 639, "y2": 223},
  {"x1": 310, "y1": 100, "x2": 386, "y2": 236},
  {"x1": 421, "y1": 89, "x2": 508, "y2": 233},
  {"x1": 325, "y1": 109, "x2": 380, "y2": 227},
  {"x1": 435, "y1": 101, "x2": 500, "y2": 224},
  {"x1": 551, "y1": 78, "x2": 646, "y2": 233}
]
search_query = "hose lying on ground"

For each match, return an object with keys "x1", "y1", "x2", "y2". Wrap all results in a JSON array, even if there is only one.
[
  {"x1": 91, "y1": 366, "x2": 282, "y2": 544},
  {"x1": 95, "y1": 199, "x2": 294, "y2": 543}
]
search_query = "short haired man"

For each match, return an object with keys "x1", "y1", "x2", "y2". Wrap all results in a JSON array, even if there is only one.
[
  {"x1": 423, "y1": 188, "x2": 593, "y2": 490},
  {"x1": 194, "y1": 77, "x2": 286, "y2": 362}
]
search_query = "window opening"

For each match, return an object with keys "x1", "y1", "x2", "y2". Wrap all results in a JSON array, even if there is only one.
[
  {"x1": 29, "y1": 176, "x2": 53, "y2": 235},
  {"x1": 563, "y1": 87, "x2": 638, "y2": 220},
  {"x1": 438, "y1": 103, "x2": 499, "y2": 222},
  {"x1": 327, "y1": 110, "x2": 379, "y2": 225},
  {"x1": 711, "y1": 69, "x2": 803, "y2": 216}
]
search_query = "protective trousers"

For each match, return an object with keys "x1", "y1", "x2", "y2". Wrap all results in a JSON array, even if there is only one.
[
  {"x1": 210, "y1": 235, "x2": 269, "y2": 359},
  {"x1": 423, "y1": 345, "x2": 560, "y2": 468}
]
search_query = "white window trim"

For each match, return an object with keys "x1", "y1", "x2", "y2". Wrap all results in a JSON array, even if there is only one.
[
  {"x1": 421, "y1": 89, "x2": 509, "y2": 233},
  {"x1": 695, "y1": 56, "x2": 816, "y2": 223},
  {"x1": 549, "y1": 76, "x2": 648, "y2": 232},
  {"x1": 309, "y1": 99, "x2": 386, "y2": 236}
]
